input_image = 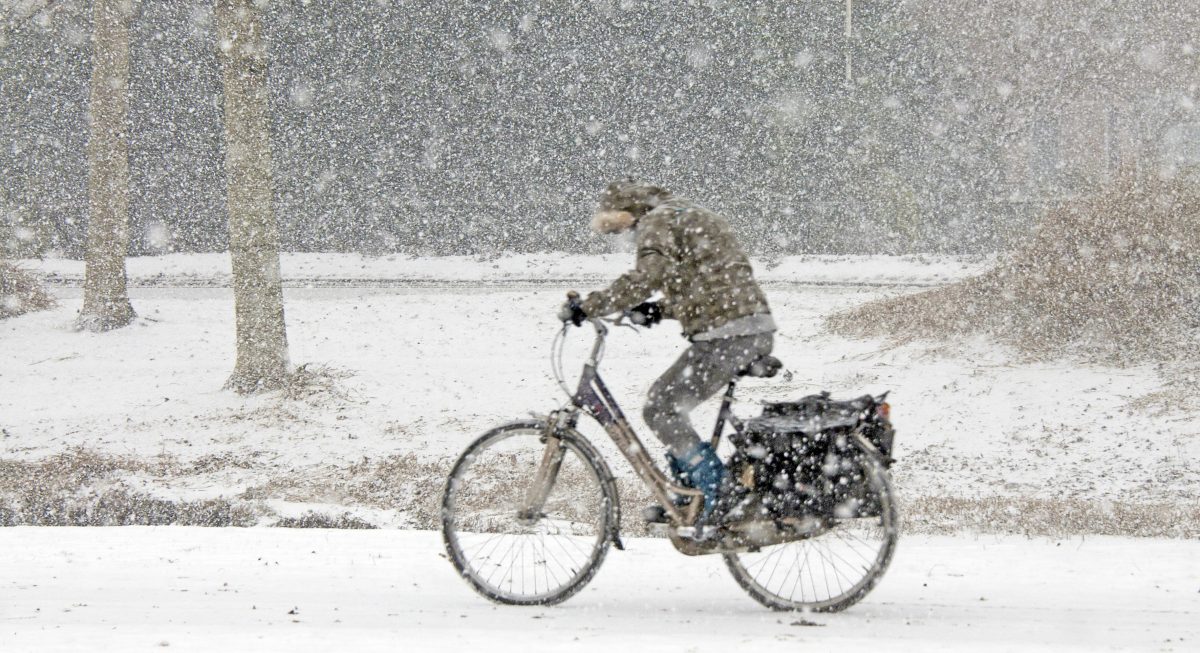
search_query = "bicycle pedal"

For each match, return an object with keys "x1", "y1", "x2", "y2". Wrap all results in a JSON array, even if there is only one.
[
  {"x1": 672, "y1": 525, "x2": 722, "y2": 545},
  {"x1": 641, "y1": 505, "x2": 669, "y2": 524}
]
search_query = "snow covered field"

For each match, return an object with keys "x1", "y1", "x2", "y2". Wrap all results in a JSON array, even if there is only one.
[
  {"x1": 1, "y1": 527, "x2": 1197, "y2": 652},
  {"x1": 3, "y1": 253, "x2": 1196, "y2": 536},
  {"x1": 2, "y1": 253, "x2": 1198, "y2": 650}
]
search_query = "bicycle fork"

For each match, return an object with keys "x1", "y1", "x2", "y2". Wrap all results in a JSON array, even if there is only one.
[
  {"x1": 517, "y1": 411, "x2": 573, "y2": 523},
  {"x1": 519, "y1": 410, "x2": 626, "y2": 550}
]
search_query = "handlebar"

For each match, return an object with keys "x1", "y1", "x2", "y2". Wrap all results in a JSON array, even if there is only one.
[
  {"x1": 553, "y1": 291, "x2": 661, "y2": 400},
  {"x1": 560, "y1": 291, "x2": 628, "y2": 332},
  {"x1": 552, "y1": 292, "x2": 627, "y2": 400}
]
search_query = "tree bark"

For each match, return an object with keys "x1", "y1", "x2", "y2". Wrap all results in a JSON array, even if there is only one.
[
  {"x1": 77, "y1": 0, "x2": 135, "y2": 332},
  {"x1": 215, "y1": 0, "x2": 289, "y2": 393}
]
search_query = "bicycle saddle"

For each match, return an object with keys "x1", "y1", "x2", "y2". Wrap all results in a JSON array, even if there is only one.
[{"x1": 738, "y1": 354, "x2": 783, "y2": 378}]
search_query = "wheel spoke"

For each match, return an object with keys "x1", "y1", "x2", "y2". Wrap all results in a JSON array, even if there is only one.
[
  {"x1": 483, "y1": 534, "x2": 521, "y2": 587},
  {"x1": 815, "y1": 539, "x2": 853, "y2": 595},
  {"x1": 467, "y1": 535, "x2": 502, "y2": 573},
  {"x1": 552, "y1": 540, "x2": 580, "y2": 577},
  {"x1": 831, "y1": 526, "x2": 878, "y2": 567},
  {"x1": 459, "y1": 532, "x2": 503, "y2": 559},
  {"x1": 784, "y1": 544, "x2": 808, "y2": 603}
]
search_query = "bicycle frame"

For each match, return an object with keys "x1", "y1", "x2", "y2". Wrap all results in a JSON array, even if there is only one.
[
  {"x1": 515, "y1": 317, "x2": 894, "y2": 558},
  {"x1": 524, "y1": 317, "x2": 768, "y2": 543}
]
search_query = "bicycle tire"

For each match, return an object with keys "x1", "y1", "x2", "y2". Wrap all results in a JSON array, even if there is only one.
[
  {"x1": 723, "y1": 453, "x2": 899, "y2": 612},
  {"x1": 442, "y1": 420, "x2": 619, "y2": 605}
]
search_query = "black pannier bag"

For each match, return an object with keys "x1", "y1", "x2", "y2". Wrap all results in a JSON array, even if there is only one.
[
  {"x1": 727, "y1": 392, "x2": 894, "y2": 520},
  {"x1": 759, "y1": 392, "x2": 894, "y2": 460}
]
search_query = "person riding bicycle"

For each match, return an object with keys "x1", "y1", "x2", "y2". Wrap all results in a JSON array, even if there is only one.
[{"x1": 560, "y1": 179, "x2": 776, "y2": 523}]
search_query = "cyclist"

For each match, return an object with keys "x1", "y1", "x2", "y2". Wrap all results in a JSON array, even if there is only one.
[{"x1": 560, "y1": 179, "x2": 776, "y2": 523}]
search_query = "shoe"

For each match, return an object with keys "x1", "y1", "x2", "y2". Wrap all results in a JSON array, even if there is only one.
[
  {"x1": 666, "y1": 454, "x2": 694, "y2": 506},
  {"x1": 642, "y1": 455, "x2": 693, "y2": 523},
  {"x1": 669, "y1": 442, "x2": 726, "y2": 523},
  {"x1": 644, "y1": 444, "x2": 727, "y2": 524}
]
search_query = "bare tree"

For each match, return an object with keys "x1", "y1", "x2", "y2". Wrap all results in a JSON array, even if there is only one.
[
  {"x1": 214, "y1": 0, "x2": 289, "y2": 393},
  {"x1": 76, "y1": 0, "x2": 135, "y2": 331}
]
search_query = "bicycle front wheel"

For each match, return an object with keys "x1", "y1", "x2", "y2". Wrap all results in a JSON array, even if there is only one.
[
  {"x1": 723, "y1": 454, "x2": 899, "y2": 612},
  {"x1": 442, "y1": 420, "x2": 618, "y2": 605}
]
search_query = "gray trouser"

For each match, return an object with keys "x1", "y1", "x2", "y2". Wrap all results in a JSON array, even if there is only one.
[{"x1": 643, "y1": 332, "x2": 774, "y2": 458}]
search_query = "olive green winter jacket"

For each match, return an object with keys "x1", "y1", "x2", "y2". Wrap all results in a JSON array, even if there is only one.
[{"x1": 581, "y1": 199, "x2": 772, "y2": 337}]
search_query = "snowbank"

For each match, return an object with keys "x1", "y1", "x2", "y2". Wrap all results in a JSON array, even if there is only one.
[{"x1": 830, "y1": 177, "x2": 1200, "y2": 363}]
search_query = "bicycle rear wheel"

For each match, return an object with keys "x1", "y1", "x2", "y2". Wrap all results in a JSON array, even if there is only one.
[
  {"x1": 723, "y1": 454, "x2": 898, "y2": 612},
  {"x1": 442, "y1": 420, "x2": 618, "y2": 605}
]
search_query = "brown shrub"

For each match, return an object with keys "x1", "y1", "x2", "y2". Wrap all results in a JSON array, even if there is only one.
[
  {"x1": 829, "y1": 175, "x2": 1200, "y2": 363},
  {"x1": 274, "y1": 511, "x2": 377, "y2": 529},
  {"x1": 0, "y1": 260, "x2": 55, "y2": 319}
]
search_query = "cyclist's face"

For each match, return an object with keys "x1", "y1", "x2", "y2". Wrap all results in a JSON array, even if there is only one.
[{"x1": 614, "y1": 225, "x2": 637, "y2": 248}]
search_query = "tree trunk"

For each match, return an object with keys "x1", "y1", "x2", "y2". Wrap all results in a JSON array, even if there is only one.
[
  {"x1": 77, "y1": 0, "x2": 135, "y2": 332},
  {"x1": 215, "y1": 0, "x2": 289, "y2": 393}
]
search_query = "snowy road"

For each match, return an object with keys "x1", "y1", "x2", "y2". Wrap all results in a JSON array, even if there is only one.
[
  {"x1": 2, "y1": 528, "x2": 1196, "y2": 652},
  {"x1": 36, "y1": 274, "x2": 946, "y2": 290}
]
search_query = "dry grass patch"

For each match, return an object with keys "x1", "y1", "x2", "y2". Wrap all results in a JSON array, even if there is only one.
[
  {"x1": 283, "y1": 363, "x2": 355, "y2": 403},
  {"x1": 0, "y1": 260, "x2": 55, "y2": 319},
  {"x1": 829, "y1": 176, "x2": 1200, "y2": 363},
  {"x1": 0, "y1": 450, "x2": 260, "y2": 526},
  {"x1": 0, "y1": 491, "x2": 259, "y2": 527},
  {"x1": 274, "y1": 511, "x2": 377, "y2": 529},
  {"x1": 0, "y1": 448, "x2": 154, "y2": 491},
  {"x1": 7, "y1": 450, "x2": 1192, "y2": 538}
]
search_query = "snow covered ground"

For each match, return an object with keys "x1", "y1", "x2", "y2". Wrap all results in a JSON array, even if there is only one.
[
  {"x1": 2, "y1": 252, "x2": 1197, "y2": 650},
  {"x1": 1, "y1": 527, "x2": 1196, "y2": 652},
  {"x1": 2, "y1": 253, "x2": 1198, "y2": 536}
]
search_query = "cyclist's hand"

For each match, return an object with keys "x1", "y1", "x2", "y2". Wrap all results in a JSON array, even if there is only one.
[
  {"x1": 558, "y1": 293, "x2": 587, "y2": 326},
  {"x1": 628, "y1": 301, "x2": 663, "y2": 327}
]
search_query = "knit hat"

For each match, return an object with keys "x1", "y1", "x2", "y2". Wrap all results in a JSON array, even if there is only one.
[
  {"x1": 591, "y1": 180, "x2": 670, "y2": 234},
  {"x1": 596, "y1": 179, "x2": 671, "y2": 214}
]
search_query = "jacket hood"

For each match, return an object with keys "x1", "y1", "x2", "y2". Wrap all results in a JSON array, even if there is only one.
[{"x1": 597, "y1": 180, "x2": 672, "y2": 215}]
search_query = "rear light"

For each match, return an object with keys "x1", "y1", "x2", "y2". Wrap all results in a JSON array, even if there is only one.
[{"x1": 876, "y1": 402, "x2": 891, "y2": 420}]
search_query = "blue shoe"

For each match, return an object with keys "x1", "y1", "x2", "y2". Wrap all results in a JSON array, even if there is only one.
[
  {"x1": 669, "y1": 442, "x2": 726, "y2": 522},
  {"x1": 642, "y1": 456, "x2": 694, "y2": 524},
  {"x1": 666, "y1": 454, "x2": 690, "y2": 506}
]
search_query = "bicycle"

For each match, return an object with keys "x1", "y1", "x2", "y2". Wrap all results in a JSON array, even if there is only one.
[{"x1": 441, "y1": 294, "x2": 899, "y2": 612}]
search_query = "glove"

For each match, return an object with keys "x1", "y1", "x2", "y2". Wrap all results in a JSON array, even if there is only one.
[
  {"x1": 558, "y1": 300, "x2": 587, "y2": 326},
  {"x1": 628, "y1": 301, "x2": 663, "y2": 327}
]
